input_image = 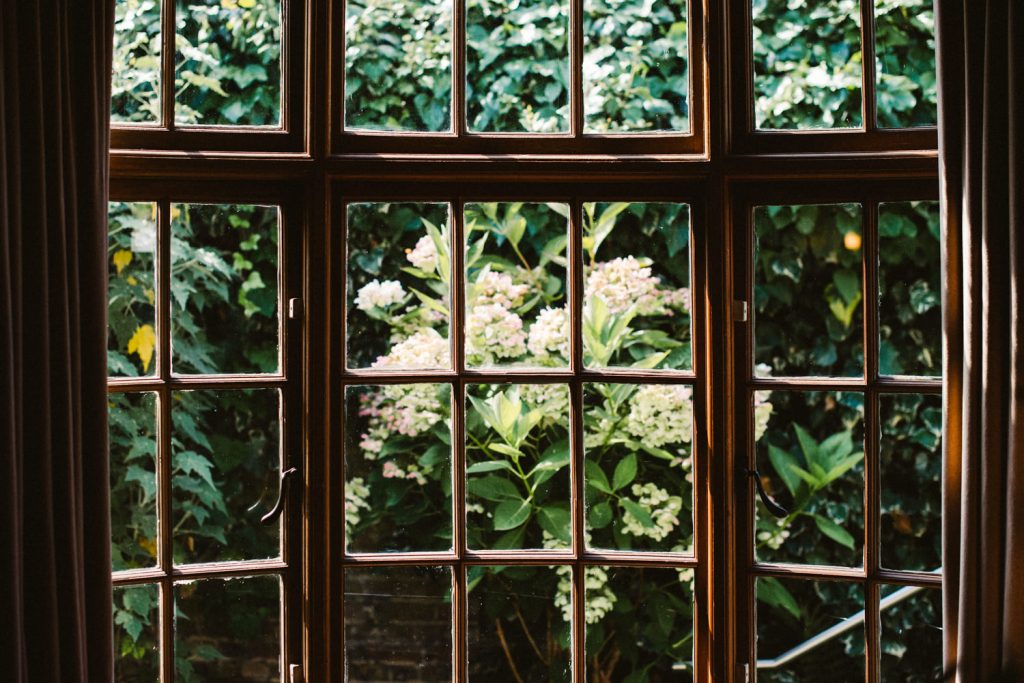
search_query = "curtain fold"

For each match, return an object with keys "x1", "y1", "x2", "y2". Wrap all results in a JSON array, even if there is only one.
[
  {"x1": 937, "y1": 1, "x2": 1024, "y2": 679},
  {"x1": 0, "y1": 2, "x2": 115, "y2": 681}
]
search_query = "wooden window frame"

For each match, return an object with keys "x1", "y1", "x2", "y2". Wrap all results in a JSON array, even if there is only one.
[{"x1": 107, "y1": 0, "x2": 942, "y2": 680}]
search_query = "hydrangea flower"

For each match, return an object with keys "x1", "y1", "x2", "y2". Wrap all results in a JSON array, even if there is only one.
[
  {"x1": 406, "y1": 234, "x2": 438, "y2": 272},
  {"x1": 520, "y1": 383, "x2": 570, "y2": 424},
  {"x1": 471, "y1": 267, "x2": 529, "y2": 308},
  {"x1": 378, "y1": 383, "x2": 446, "y2": 437},
  {"x1": 345, "y1": 477, "x2": 371, "y2": 535},
  {"x1": 587, "y1": 256, "x2": 661, "y2": 315},
  {"x1": 372, "y1": 328, "x2": 449, "y2": 369},
  {"x1": 527, "y1": 306, "x2": 569, "y2": 358},
  {"x1": 547, "y1": 534, "x2": 617, "y2": 624},
  {"x1": 626, "y1": 384, "x2": 693, "y2": 448},
  {"x1": 356, "y1": 279, "x2": 405, "y2": 311},
  {"x1": 622, "y1": 482, "x2": 683, "y2": 541},
  {"x1": 466, "y1": 303, "x2": 527, "y2": 362}
]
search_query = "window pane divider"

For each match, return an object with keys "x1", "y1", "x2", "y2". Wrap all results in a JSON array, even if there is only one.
[
  {"x1": 159, "y1": 0, "x2": 175, "y2": 128},
  {"x1": 860, "y1": 0, "x2": 878, "y2": 133},
  {"x1": 864, "y1": 199, "x2": 881, "y2": 683}
]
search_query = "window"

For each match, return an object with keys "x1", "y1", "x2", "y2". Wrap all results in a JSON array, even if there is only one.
[{"x1": 107, "y1": 0, "x2": 941, "y2": 680}]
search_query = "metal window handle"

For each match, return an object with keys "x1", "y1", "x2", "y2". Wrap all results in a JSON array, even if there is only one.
[
  {"x1": 747, "y1": 468, "x2": 788, "y2": 518},
  {"x1": 261, "y1": 467, "x2": 299, "y2": 524}
]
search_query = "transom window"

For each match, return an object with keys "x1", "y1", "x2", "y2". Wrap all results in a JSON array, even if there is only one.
[{"x1": 106, "y1": 0, "x2": 941, "y2": 680}]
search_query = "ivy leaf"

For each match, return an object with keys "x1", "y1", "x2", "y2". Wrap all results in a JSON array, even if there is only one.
[
  {"x1": 126, "y1": 324, "x2": 156, "y2": 373},
  {"x1": 113, "y1": 249, "x2": 133, "y2": 274}
]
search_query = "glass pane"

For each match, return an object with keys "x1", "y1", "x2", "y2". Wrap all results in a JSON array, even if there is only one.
[
  {"x1": 108, "y1": 202, "x2": 158, "y2": 378},
  {"x1": 464, "y1": 203, "x2": 568, "y2": 368},
  {"x1": 880, "y1": 394, "x2": 941, "y2": 572},
  {"x1": 344, "y1": 0, "x2": 453, "y2": 131},
  {"x1": 880, "y1": 585, "x2": 942, "y2": 681},
  {"x1": 878, "y1": 201, "x2": 941, "y2": 377},
  {"x1": 110, "y1": 392, "x2": 159, "y2": 571},
  {"x1": 174, "y1": 0, "x2": 282, "y2": 126},
  {"x1": 346, "y1": 202, "x2": 451, "y2": 370},
  {"x1": 582, "y1": 202, "x2": 692, "y2": 370},
  {"x1": 756, "y1": 578, "x2": 865, "y2": 682},
  {"x1": 345, "y1": 566, "x2": 453, "y2": 681},
  {"x1": 114, "y1": 583, "x2": 160, "y2": 681},
  {"x1": 466, "y1": 0, "x2": 570, "y2": 133},
  {"x1": 584, "y1": 383, "x2": 694, "y2": 552},
  {"x1": 752, "y1": 0, "x2": 863, "y2": 129},
  {"x1": 586, "y1": 566, "x2": 695, "y2": 680},
  {"x1": 112, "y1": 0, "x2": 162, "y2": 123},
  {"x1": 172, "y1": 389, "x2": 280, "y2": 564},
  {"x1": 174, "y1": 576, "x2": 282, "y2": 681},
  {"x1": 465, "y1": 384, "x2": 571, "y2": 550},
  {"x1": 754, "y1": 203, "x2": 864, "y2": 377},
  {"x1": 583, "y1": 0, "x2": 688, "y2": 132},
  {"x1": 171, "y1": 203, "x2": 280, "y2": 375},
  {"x1": 345, "y1": 384, "x2": 453, "y2": 553},
  {"x1": 754, "y1": 390, "x2": 865, "y2": 568},
  {"x1": 874, "y1": 0, "x2": 937, "y2": 128},
  {"x1": 467, "y1": 565, "x2": 571, "y2": 681}
]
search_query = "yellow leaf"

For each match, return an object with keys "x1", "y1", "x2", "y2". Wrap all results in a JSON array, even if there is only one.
[
  {"x1": 126, "y1": 275, "x2": 138, "y2": 286},
  {"x1": 113, "y1": 249, "x2": 133, "y2": 274},
  {"x1": 144, "y1": 288, "x2": 155, "y2": 305},
  {"x1": 238, "y1": 0, "x2": 256, "y2": 6},
  {"x1": 138, "y1": 536, "x2": 157, "y2": 558},
  {"x1": 127, "y1": 324, "x2": 156, "y2": 372}
]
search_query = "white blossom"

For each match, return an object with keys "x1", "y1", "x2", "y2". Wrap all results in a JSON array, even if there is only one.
[
  {"x1": 406, "y1": 234, "x2": 438, "y2": 272},
  {"x1": 520, "y1": 383, "x2": 570, "y2": 424},
  {"x1": 345, "y1": 477, "x2": 371, "y2": 535},
  {"x1": 626, "y1": 384, "x2": 694, "y2": 448},
  {"x1": 356, "y1": 279, "x2": 405, "y2": 311},
  {"x1": 527, "y1": 306, "x2": 569, "y2": 358},
  {"x1": 547, "y1": 533, "x2": 617, "y2": 624},
  {"x1": 471, "y1": 267, "x2": 530, "y2": 308},
  {"x1": 621, "y1": 483, "x2": 683, "y2": 542},
  {"x1": 372, "y1": 328, "x2": 450, "y2": 369},
  {"x1": 586, "y1": 257, "x2": 661, "y2": 315},
  {"x1": 466, "y1": 303, "x2": 527, "y2": 362}
]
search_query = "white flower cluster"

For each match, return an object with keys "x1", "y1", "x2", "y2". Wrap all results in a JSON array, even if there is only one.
[
  {"x1": 527, "y1": 306, "x2": 569, "y2": 359},
  {"x1": 356, "y1": 279, "x2": 405, "y2": 311},
  {"x1": 345, "y1": 477, "x2": 370, "y2": 535},
  {"x1": 520, "y1": 383, "x2": 570, "y2": 425},
  {"x1": 753, "y1": 365, "x2": 774, "y2": 442},
  {"x1": 406, "y1": 235, "x2": 438, "y2": 272},
  {"x1": 466, "y1": 303, "x2": 527, "y2": 362},
  {"x1": 625, "y1": 385, "x2": 694, "y2": 448},
  {"x1": 472, "y1": 267, "x2": 529, "y2": 308},
  {"x1": 621, "y1": 483, "x2": 683, "y2": 541},
  {"x1": 757, "y1": 519, "x2": 791, "y2": 550},
  {"x1": 357, "y1": 384, "x2": 446, "y2": 466},
  {"x1": 548, "y1": 533, "x2": 617, "y2": 625},
  {"x1": 371, "y1": 328, "x2": 450, "y2": 369},
  {"x1": 586, "y1": 256, "x2": 661, "y2": 315}
]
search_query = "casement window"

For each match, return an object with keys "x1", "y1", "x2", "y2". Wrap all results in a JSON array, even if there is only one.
[{"x1": 107, "y1": 0, "x2": 941, "y2": 680}]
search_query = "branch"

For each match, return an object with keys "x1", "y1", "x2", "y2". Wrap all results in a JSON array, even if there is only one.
[{"x1": 495, "y1": 619, "x2": 526, "y2": 683}]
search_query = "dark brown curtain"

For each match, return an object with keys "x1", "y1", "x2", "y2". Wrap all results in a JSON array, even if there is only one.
[
  {"x1": 937, "y1": 1, "x2": 1024, "y2": 680},
  {"x1": 0, "y1": 1, "x2": 115, "y2": 681}
]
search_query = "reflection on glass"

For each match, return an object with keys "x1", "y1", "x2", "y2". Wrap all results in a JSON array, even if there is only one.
[
  {"x1": 345, "y1": 566, "x2": 453, "y2": 682},
  {"x1": 465, "y1": 384, "x2": 571, "y2": 550},
  {"x1": 756, "y1": 578, "x2": 865, "y2": 682},
  {"x1": 752, "y1": 0, "x2": 863, "y2": 129},
  {"x1": 583, "y1": 0, "x2": 689, "y2": 132},
  {"x1": 467, "y1": 565, "x2": 571, "y2": 681},
  {"x1": 346, "y1": 203, "x2": 451, "y2": 370},
  {"x1": 466, "y1": 0, "x2": 570, "y2": 132},
  {"x1": 582, "y1": 202, "x2": 692, "y2": 370},
  {"x1": 108, "y1": 202, "x2": 158, "y2": 377},
  {"x1": 874, "y1": 0, "x2": 937, "y2": 128},
  {"x1": 754, "y1": 203, "x2": 864, "y2": 377},
  {"x1": 754, "y1": 390, "x2": 865, "y2": 568},
  {"x1": 110, "y1": 392, "x2": 159, "y2": 570},
  {"x1": 171, "y1": 203, "x2": 280, "y2": 375},
  {"x1": 584, "y1": 383, "x2": 694, "y2": 552},
  {"x1": 878, "y1": 201, "x2": 941, "y2": 377},
  {"x1": 880, "y1": 585, "x2": 942, "y2": 681},
  {"x1": 174, "y1": 576, "x2": 282, "y2": 681},
  {"x1": 113, "y1": 583, "x2": 160, "y2": 682},
  {"x1": 112, "y1": 0, "x2": 162, "y2": 123},
  {"x1": 587, "y1": 566, "x2": 695, "y2": 680},
  {"x1": 464, "y1": 203, "x2": 568, "y2": 368},
  {"x1": 174, "y1": 0, "x2": 282, "y2": 126},
  {"x1": 172, "y1": 389, "x2": 280, "y2": 564},
  {"x1": 345, "y1": 384, "x2": 453, "y2": 553},
  {"x1": 880, "y1": 393, "x2": 941, "y2": 572},
  {"x1": 345, "y1": 0, "x2": 453, "y2": 131}
]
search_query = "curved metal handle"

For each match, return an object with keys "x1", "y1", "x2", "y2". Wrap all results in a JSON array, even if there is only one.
[
  {"x1": 261, "y1": 467, "x2": 299, "y2": 524},
  {"x1": 747, "y1": 468, "x2": 789, "y2": 518}
]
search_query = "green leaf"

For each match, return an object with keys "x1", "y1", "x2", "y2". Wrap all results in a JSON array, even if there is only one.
[
  {"x1": 793, "y1": 424, "x2": 820, "y2": 469},
  {"x1": 767, "y1": 445, "x2": 801, "y2": 497},
  {"x1": 621, "y1": 499, "x2": 655, "y2": 528},
  {"x1": 408, "y1": 287, "x2": 449, "y2": 316},
  {"x1": 175, "y1": 450, "x2": 216, "y2": 489},
  {"x1": 588, "y1": 501, "x2": 613, "y2": 529},
  {"x1": 466, "y1": 460, "x2": 514, "y2": 474},
  {"x1": 833, "y1": 269, "x2": 861, "y2": 305},
  {"x1": 466, "y1": 475, "x2": 520, "y2": 502},
  {"x1": 493, "y1": 499, "x2": 532, "y2": 530},
  {"x1": 537, "y1": 505, "x2": 571, "y2": 543},
  {"x1": 585, "y1": 460, "x2": 613, "y2": 494},
  {"x1": 813, "y1": 514, "x2": 855, "y2": 549},
  {"x1": 612, "y1": 453, "x2": 638, "y2": 491},
  {"x1": 757, "y1": 577, "x2": 802, "y2": 620},
  {"x1": 488, "y1": 443, "x2": 523, "y2": 459}
]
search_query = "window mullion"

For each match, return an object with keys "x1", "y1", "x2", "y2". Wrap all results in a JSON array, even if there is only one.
[
  {"x1": 863, "y1": 198, "x2": 881, "y2": 683},
  {"x1": 452, "y1": 197, "x2": 468, "y2": 683},
  {"x1": 160, "y1": 0, "x2": 175, "y2": 129},
  {"x1": 454, "y1": 0, "x2": 467, "y2": 136},
  {"x1": 569, "y1": 199, "x2": 585, "y2": 683},
  {"x1": 156, "y1": 198, "x2": 174, "y2": 683},
  {"x1": 859, "y1": 0, "x2": 878, "y2": 132},
  {"x1": 569, "y1": 0, "x2": 584, "y2": 137}
]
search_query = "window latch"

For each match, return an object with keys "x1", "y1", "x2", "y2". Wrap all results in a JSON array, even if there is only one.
[
  {"x1": 746, "y1": 468, "x2": 788, "y2": 518},
  {"x1": 261, "y1": 466, "x2": 299, "y2": 524}
]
